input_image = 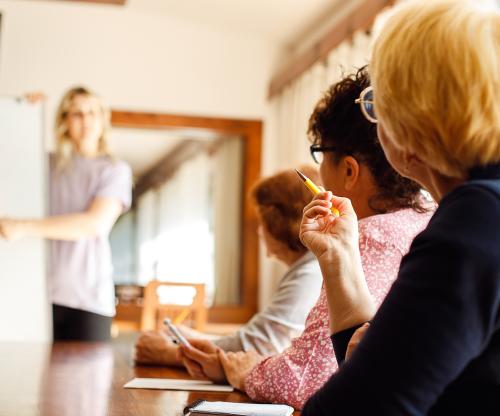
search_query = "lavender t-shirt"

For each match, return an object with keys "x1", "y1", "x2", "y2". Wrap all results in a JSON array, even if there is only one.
[{"x1": 48, "y1": 154, "x2": 132, "y2": 316}]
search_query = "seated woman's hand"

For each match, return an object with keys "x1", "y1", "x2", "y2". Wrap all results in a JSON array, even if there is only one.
[
  {"x1": 179, "y1": 339, "x2": 226, "y2": 383},
  {"x1": 346, "y1": 322, "x2": 370, "y2": 360},
  {"x1": 218, "y1": 349, "x2": 265, "y2": 392},
  {"x1": 299, "y1": 192, "x2": 359, "y2": 262},
  {"x1": 134, "y1": 330, "x2": 181, "y2": 366}
]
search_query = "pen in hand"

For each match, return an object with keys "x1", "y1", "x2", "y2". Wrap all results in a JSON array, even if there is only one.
[
  {"x1": 295, "y1": 169, "x2": 340, "y2": 217},
  {"x1": 164, "y1": 318, "x2": 192, "y2": 348}
]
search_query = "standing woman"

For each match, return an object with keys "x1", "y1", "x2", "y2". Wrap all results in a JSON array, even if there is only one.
[{"x1": 0, "y1": 87, "x2": 132, "y2": 341}]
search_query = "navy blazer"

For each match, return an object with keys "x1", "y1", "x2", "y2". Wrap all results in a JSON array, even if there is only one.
[{"x1": 303, "y1": 164, "x2": 500, "y2": 416}]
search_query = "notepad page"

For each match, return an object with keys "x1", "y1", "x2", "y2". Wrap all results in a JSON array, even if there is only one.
[
  {"x1": 124, "y1": 378, "x2": 233, "y2": 392},
  {"x1": 192, "y1": 401, "x2": 294, "y2": 416}
]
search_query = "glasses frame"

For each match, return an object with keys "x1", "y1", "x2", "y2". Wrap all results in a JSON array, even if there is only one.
[
  {"x1": 355, "y1": 86, "x2": 378, "y2": 124},
  {"x1": 309, "y1": 144, "x2": 337, "y2": 164}
]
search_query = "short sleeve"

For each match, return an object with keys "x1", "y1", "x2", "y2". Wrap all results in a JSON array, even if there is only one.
[{"x1": 95, "y1": 160, "x2": 132, "y2": 212}]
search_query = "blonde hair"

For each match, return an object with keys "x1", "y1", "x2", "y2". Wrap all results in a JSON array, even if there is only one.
[
  {"x1": 54, "y1": 86, "x2": 112, "y2": 169},
  {"x1": 371, "y1": 0, "x2": 500, "y2": 178}
]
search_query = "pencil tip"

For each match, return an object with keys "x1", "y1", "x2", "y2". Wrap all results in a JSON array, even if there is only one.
[{"x1": 295, "y1": 169, "x2": 307, "y2": 181}]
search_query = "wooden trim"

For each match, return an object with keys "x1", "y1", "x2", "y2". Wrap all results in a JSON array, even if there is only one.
[
  {"x1": 268, "y1": 0, "x2": 395, "y2": 98},
  {"x1": 111, "y1": 110, "x2": 262, "y2": 324},
  {"x1": 54, "y1": 0, "x2": 126, "y2": 5}
]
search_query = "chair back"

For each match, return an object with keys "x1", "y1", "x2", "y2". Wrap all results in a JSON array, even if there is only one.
[{"x1": 140, "y1": 281, "x2": 207, "y2": 331}]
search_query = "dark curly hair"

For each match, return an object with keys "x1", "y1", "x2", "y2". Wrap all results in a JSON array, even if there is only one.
[
  {"x1": 251, "y1": 166, "x2": 320, "y2": 253},
  {"x1": 308, "y1": 66, "x2": 427, "y2": 213}
]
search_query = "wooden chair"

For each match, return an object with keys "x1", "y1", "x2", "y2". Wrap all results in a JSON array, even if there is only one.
[{"x1": 140, "y1": 281, "x2": 207, "y2": 331}]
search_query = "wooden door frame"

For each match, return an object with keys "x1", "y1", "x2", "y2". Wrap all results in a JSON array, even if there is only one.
[{"x1": 111, "y1": 110, "x2": 262, "y2": 323}]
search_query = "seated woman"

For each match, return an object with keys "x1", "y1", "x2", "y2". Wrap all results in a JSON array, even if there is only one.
[
  {"x1": 297, "y1": 1, "x2": 500, "y2": 415},
  {"x1": 181, "y1": 68, "x2": 433, "y2": 409},
  {"x1": 135, "y1": 166, "x2": 324, "y2": 365}
]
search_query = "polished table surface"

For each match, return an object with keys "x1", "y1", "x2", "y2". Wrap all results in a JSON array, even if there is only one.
[{"x1": 0, "y1": 337, "x2": 301, "y2": 416}]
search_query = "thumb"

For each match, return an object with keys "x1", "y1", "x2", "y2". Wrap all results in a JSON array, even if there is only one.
[{"x1": 217, "y1": 349, "x2": 229, "y2": 368}]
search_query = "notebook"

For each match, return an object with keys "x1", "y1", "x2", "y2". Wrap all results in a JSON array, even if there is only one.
[
  {"x1": 124, "y1": 378, "x2": 234, "y2": 392},
  {"x1": 183, "y1": 400, "x2": 294, "y2": 416}
]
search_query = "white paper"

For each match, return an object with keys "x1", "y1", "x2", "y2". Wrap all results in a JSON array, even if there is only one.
[
  {"x1": 123, "y1": 378, "x2": 234, "y2": 392},
  {"x1": 192, "y1": 401, "x2": 294, "y2": 416}
]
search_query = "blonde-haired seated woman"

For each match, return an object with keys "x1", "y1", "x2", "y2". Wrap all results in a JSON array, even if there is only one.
[
  {"x1": 0, "y1": 87, "x2": 132, "y2": 341},
  {"x1": 134, "y1": 167, "x2": 323, "y2": 367},
  {"x1": 299, "y1": 1, "x2": 500, "y2": 414}
]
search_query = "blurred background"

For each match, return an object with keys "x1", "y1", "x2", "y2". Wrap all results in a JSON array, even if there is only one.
[{"x1": 5, "y1": 0, "x2": 495, "y2": 342}]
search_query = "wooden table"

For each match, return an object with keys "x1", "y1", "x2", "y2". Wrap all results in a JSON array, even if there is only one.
[{"x1": 0, "y1": 338, "x2": 301, "y2": 416}]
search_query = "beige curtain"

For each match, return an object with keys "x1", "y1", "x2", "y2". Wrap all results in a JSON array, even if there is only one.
[
  {"x1": 212, "y1": 138, "x2": 244, "y2": 305},
  {"x1": 136, "y1": 153, "x2": 214, "y2": 299}
]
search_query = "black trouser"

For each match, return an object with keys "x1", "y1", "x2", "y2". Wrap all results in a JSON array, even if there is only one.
[{"x1": 52, "y1": 304, "x2": 112, "y2": 342}]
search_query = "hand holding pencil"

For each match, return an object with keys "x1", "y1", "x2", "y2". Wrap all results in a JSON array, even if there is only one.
[
  {"x1": 295, "y1": 169, "x2": 340, "y2": 217},
  {"x1": 297, "y1": 169, "x2": 359, "y2": 262}
]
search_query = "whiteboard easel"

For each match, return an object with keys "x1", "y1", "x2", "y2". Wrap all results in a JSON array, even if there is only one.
[{"x1": 0, "y1": 96, "x2": 50, "y2": 342}]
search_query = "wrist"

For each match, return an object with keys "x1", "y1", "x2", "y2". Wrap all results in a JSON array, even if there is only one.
[{"x1": 19, "y1": 219, "x2": 35, "y2": 237}]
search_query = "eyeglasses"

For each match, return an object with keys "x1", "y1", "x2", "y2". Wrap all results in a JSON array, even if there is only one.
[
  {"x1": 355, "y1": 86, "x2": 377, "y2": 124},
  {"x1": 310, "y1": 144, "x2": 336, "y2": 164}
]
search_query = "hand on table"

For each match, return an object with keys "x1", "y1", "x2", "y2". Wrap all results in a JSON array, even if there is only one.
[
  {"x1": 179, "y1": 339, "x2": 226, "y2": 383},
  {"x1": 218, "y1": 349, "x2": 265, "y2": 392},
  {"x1": 134, "y1": 330, "x2": 181, "y2": 366}
]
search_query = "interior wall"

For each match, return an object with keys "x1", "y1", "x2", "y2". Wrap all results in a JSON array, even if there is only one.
[
  {"x1": 0, "y1": 0, "x2": 287, "y2": 313},
  {"x1": 0, "y1": 0, "x2": 281, "y2": 143}
]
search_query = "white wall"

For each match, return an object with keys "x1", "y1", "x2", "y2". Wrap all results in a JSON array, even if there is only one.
[
  {"x1": 0, "y1": 0, "x2": 286, "y2": 314},
  {"x1": 0, "y1": 0, "x2": 281, "y2": 130}
]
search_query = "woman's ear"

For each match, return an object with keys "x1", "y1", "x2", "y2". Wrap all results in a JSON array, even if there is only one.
[{"x1": 343, "y1": 156, "x2": 360, "y2": 191}]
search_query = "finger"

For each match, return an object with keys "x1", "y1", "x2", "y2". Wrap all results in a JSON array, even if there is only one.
[
  {"x1": 183, "y1": 357, "x2": 207, "y2": 380},
  {"x1": 312, "y1": 190, "x2": 333, "y2": 202},
  {"x1": 218, "y1": 349, "x2": 229, "y2": 368},
  {"x1": 303, "y1": 198, "x2": 332, "y2": 215},
  {"x1": 180, "y1": 344, "x2": 209, "y2": 363},
  {"x1": 188, "y1": 339, "x2": 215, "y2": 353},
  {"x1": 303, "y1": 205, "x2": 332, "y2": 220},
  {"x1": 218, "y1": 349, "x2": 238, "y2": 374},
  {"x1": 330, "y1": 195, "x2": 355, "y2": 216}
]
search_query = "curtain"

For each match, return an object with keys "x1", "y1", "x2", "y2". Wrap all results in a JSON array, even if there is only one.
[
  {"x1": 136, "y1": 153, "x2": 214, "y2": 301},
  {"x1": 212, "y1": 138, "x2": 244, "y2": 305},
  {"x1": 134, "y1": 139, "x2": 244, "y2": 306}
]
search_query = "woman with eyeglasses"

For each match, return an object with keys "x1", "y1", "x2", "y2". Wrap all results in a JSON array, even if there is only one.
[
  {"x1": 214, "y1": 67, "x2": 433, "y2": 409},
  {"x1": 300, "y1": 1, "x2": 500, "y2": 415},
  {"x1": 0, "y1": 87, "x2": 132, "y2": 341}
]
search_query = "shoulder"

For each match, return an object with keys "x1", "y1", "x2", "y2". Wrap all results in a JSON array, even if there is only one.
[
  {"x1": 358, "y1": 207, "x2": 434, "y2": 254},
  {"x1": 417, "y1": 181, "x2": 500, "y2": 257},
  {"x1": 97, "y1": 157, "x2": 132, "y2": 181},
  {"x1": 103, "y1": 157, "x2": 131, "y2": 175},
  {"x1": 283, "y1": 252, "x2": 321, "y2": 283}
]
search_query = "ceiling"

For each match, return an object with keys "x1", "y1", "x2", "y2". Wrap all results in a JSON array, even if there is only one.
[{"x1": 127, "y1": 0, "x2": 343, "y2": 47}]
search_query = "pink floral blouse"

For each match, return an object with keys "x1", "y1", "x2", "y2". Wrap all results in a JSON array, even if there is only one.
[{"x1": 244, "y1": 208, "x2": 433, "y2": 409}]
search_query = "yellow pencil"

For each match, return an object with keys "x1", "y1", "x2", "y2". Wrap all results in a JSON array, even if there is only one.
[{"x1": 295, "y1": 169, "x2": 340, "y2": 217}]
